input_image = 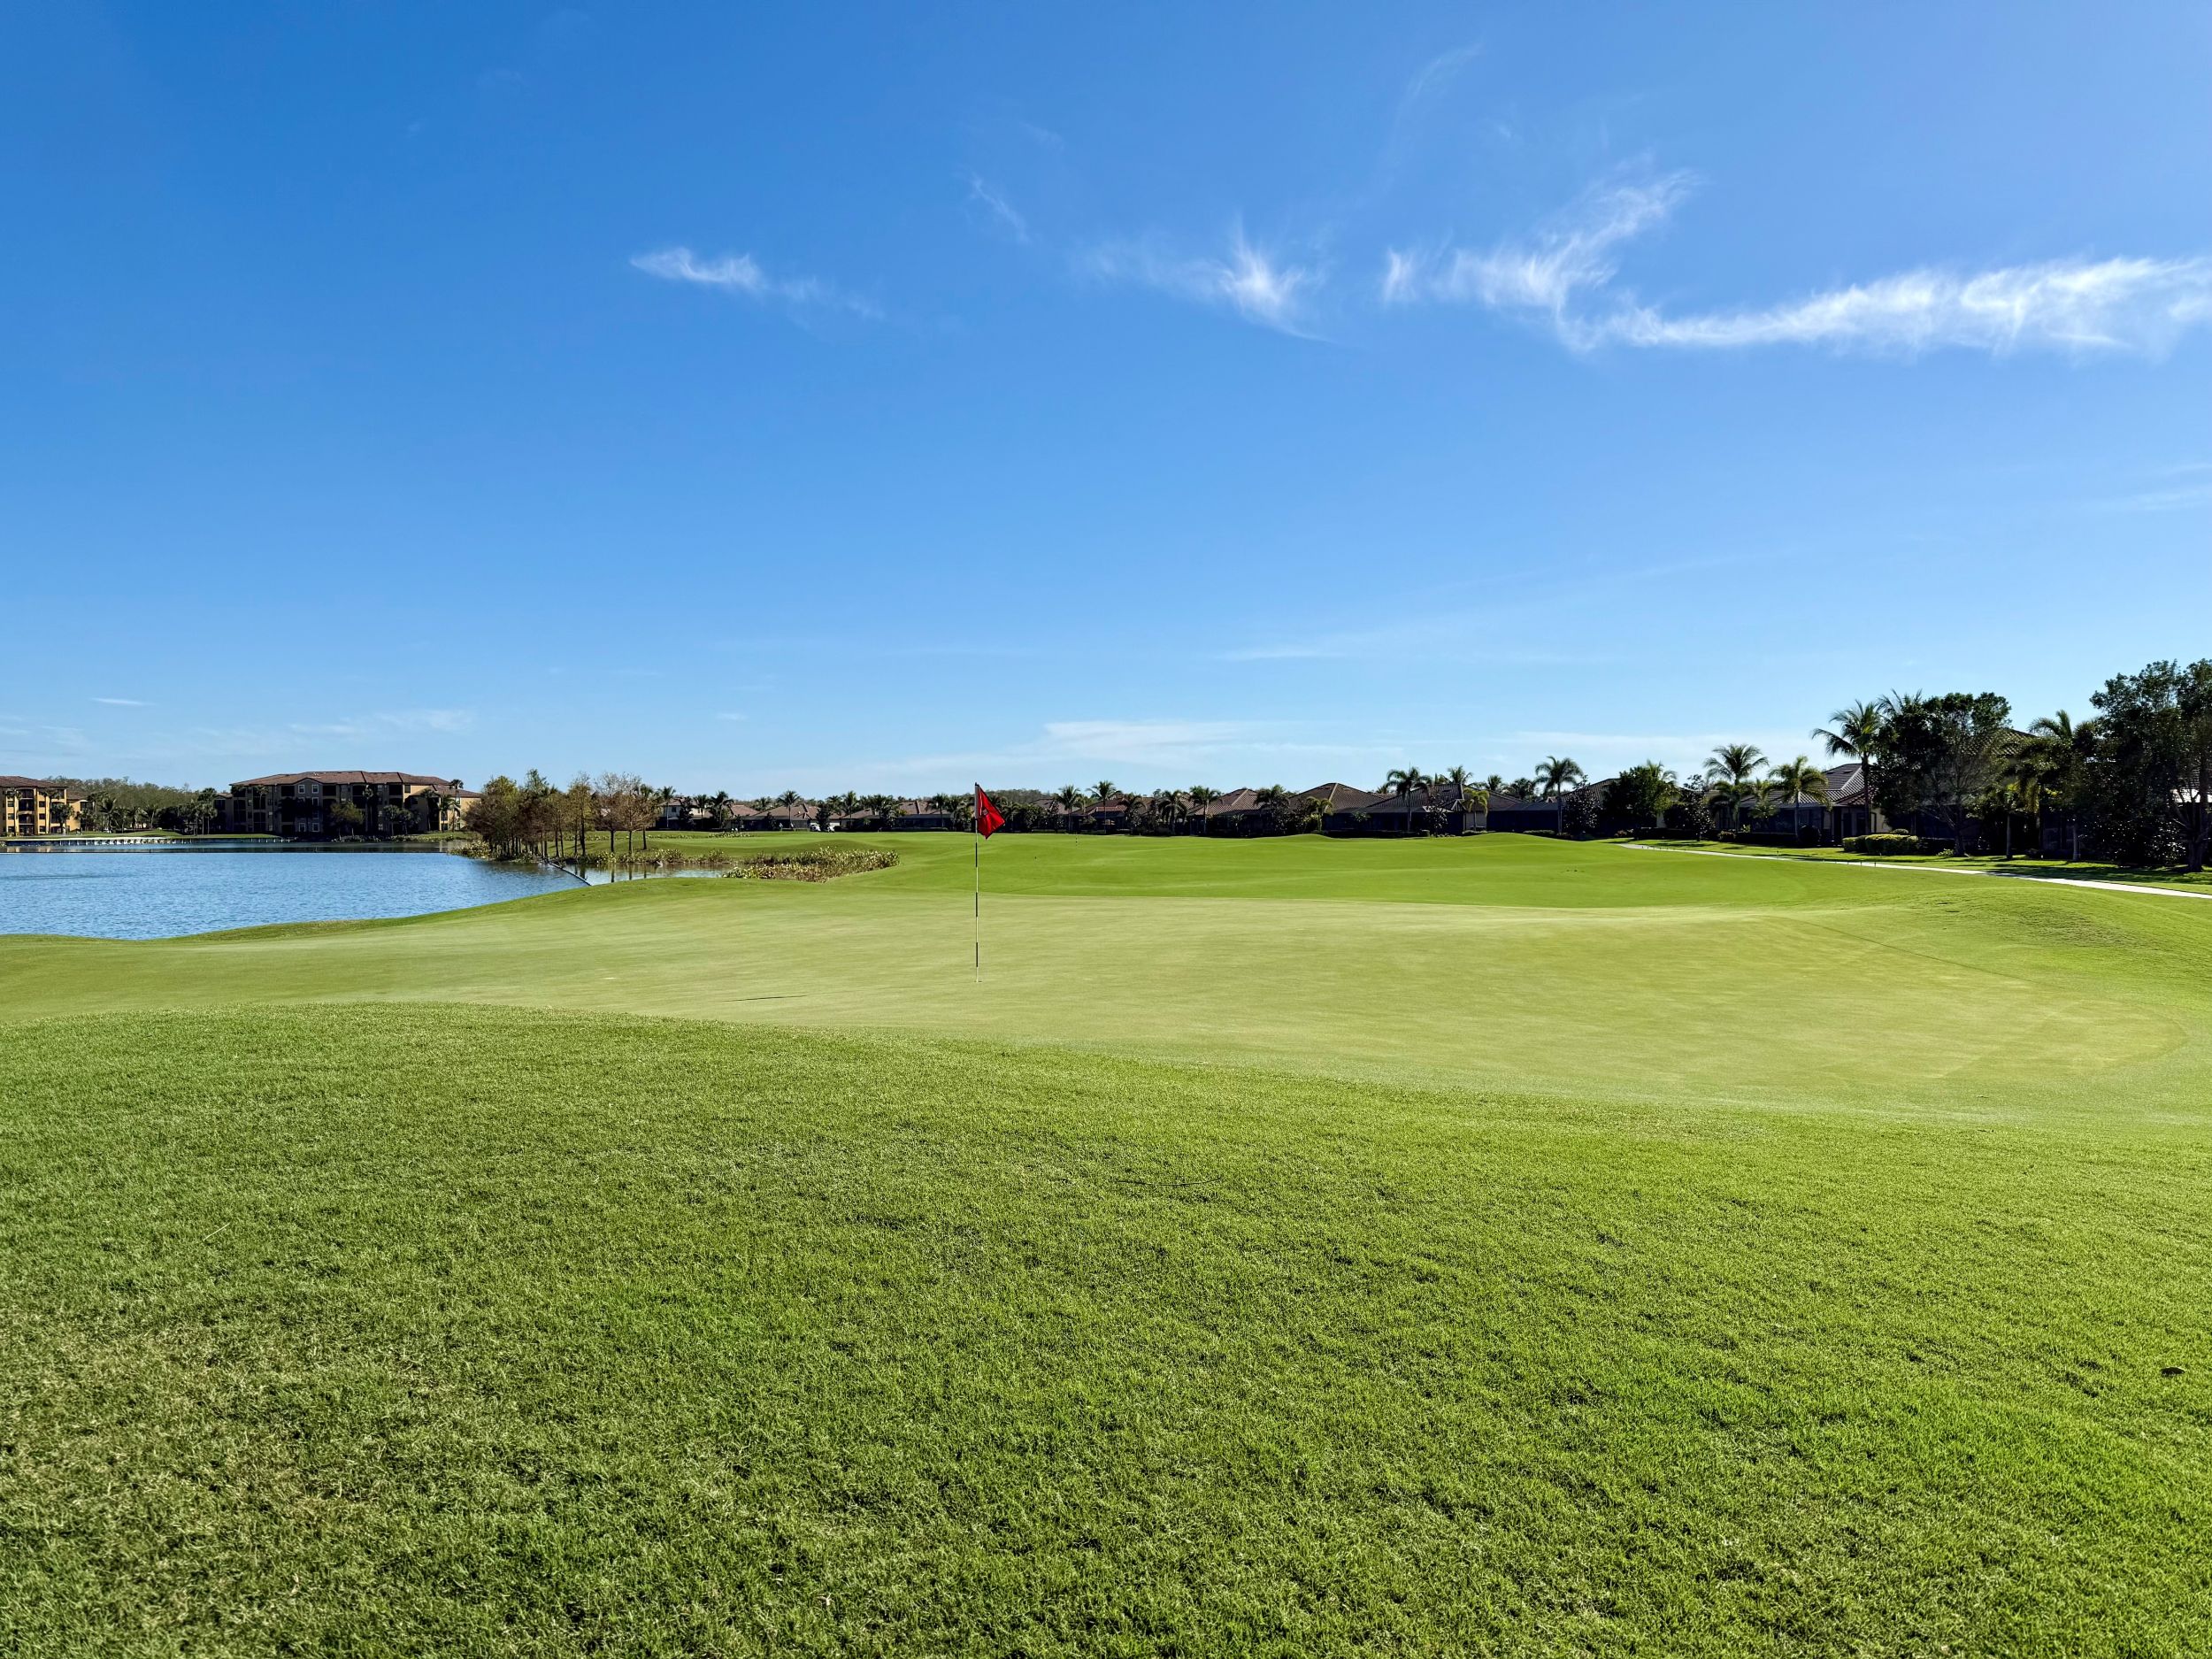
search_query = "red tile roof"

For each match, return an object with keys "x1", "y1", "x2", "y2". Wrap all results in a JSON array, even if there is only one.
[
  {"x1": 232, "y1": 772, "x2": 464, "y2": 788},
  {"x1": 1302, "y1": 782, "x2": 1386, "y2": 810}
]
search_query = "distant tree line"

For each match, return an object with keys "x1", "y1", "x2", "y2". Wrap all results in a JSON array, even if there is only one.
[
  {"x1": 459, "y1": 656, "x2": 2210, "y2": 874},
  {"x1": 61, "y1": 778, "x2": 221, "y2": 834},
  {"x1": 1587, "y1": 657, "x2": 2212, "y2": 872}
]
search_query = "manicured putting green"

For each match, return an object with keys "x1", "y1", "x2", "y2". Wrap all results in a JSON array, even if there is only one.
[{"x1": 5, "y1": 833, "x2": 2208, "y2": 1118}]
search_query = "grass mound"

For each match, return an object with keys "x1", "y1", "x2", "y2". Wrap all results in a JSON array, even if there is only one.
[
  {"x1": 726, "y1": 844, "x2": 899, "y2": 881},
  {"x1": 2, "y1": 1002, "x2": 2206, "y2": 1655}
]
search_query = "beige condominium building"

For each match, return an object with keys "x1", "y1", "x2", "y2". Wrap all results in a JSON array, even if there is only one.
[
  {"x1": 1, "y1": 777, "x2": 84, "y2": 836},
  {"x1": 226, "y1": 772, "x2": 471, "y2": 839}
]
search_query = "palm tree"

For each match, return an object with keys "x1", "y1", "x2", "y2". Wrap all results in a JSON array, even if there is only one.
[
  {"x1": 1704, "y1": 743, "x2": 1765, "y2": 787},
  {"x1": 1092, "y1": 780, "x2": 1118, "y2": 808},
  {"x1": 1813, "y1": 702, "x2": 1886, "y2": 839},
  {"x1": 1997, "y1": 749, "x2": 2045, "y2": 859},
  {"x1": 1507, "y1": 777, "x2": 1536, "y2": 802},
  {"x1": 1250, "y1": 784, "x2": 1309, "y2": 838},
  {"x1": 1701, "y1": 744, "x2": 1764, "y2": 830},
  {"x1": 1055, "y1": 784, "x2": 1087, "y2": 833},
  {"x1": 1536, "y1": 756, "x2": 1585, "y2": 801},
  {"x1": 1383, "y1": 768, "x2": 1428, "y2": 836},
  {"x1": 2027, "y1": 710, "x2": 2096, "y2": 861},
  {"x1": 1485, "y1": 774, "x2": 1504, "y2": 795},
  {"x1": 1703, "y1": 777, "x2": 1749, "y2": 832},
  {"x1": 1767, "y1": 755, "x2": 1830, "y2": 838},
  {"x1": 1187, "y1": 784, "x2": 1217, "y2": 836}
]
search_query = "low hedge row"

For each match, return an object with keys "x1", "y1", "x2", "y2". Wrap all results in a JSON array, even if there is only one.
[{"x1": 1843, "y1": 833, "x2": 1926, "y2": 856}]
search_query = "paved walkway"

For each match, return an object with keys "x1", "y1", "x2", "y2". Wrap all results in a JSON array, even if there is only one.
[{"x1": 1618, "y1": 841, "x2": 2212, "y2": 902}]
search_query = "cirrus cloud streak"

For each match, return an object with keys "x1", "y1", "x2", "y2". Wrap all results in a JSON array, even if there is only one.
[
  {"x1": 630, "y1": 247, "x2": 880, "y2": 319},
  {"x1": 1385, "y1": 175, "x2": 2212, "y2": 359}
]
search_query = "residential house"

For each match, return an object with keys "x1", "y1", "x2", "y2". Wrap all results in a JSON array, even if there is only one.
[
  {"x1": 1302, "y1": 782, "x2": 1386, "y2": 833},
  {"x1": 1810, "y1": 763, "x2": 1954, "y2": 846},
  {"x1": 1354, "y1": 782, "x2": 1487, "y2": 836},
  {"x1": 1815, "y1": 764, "x2": 1878, "y2": 840},
  {"x1": 887, "y1": 798, "x2": 956, "y2": 831},
  {"x1": 1481, "y1": 793, "x2": 1561, "y2": 833},
  {"x1": 1198, "y1": 787, "x2": 1268, "y2": 833},
  {"x1": 657, "y1": 795, "x2": 718, "y2": 830},
  {"x1": 1, "y1": 778, "x2": 84, "y2": 835}
]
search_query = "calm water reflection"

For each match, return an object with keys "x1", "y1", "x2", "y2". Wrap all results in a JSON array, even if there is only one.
[{"x1": 0, "y1": 842, "x2": 584, "y2": 940}]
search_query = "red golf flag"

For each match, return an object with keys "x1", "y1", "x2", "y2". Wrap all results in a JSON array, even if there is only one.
[{"x1": 973, "y1": 785, "x2": 1005, "y2": 838}]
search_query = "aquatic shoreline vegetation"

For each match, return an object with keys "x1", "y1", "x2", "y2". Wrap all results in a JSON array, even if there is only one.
[{"x1": 724, "y1": 845, "x2": 899, "y2": 880}]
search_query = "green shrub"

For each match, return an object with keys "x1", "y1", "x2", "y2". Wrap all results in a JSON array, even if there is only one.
[{"x1": 1844, "y1": 833, "x2": 1924, "y2": 856}]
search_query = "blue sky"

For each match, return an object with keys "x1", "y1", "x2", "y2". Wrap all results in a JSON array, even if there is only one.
[{"x1": 5, "y1": 4, "x2": 2208, "y2": 795}]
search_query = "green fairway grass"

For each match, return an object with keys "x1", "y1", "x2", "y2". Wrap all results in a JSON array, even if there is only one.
[
  {"x1": 1626, "y1": 836, "x2": 2212, "y2": 891},
  {"x1": 4, "y1": 835, "x2": 2208, "y2": 1653}
]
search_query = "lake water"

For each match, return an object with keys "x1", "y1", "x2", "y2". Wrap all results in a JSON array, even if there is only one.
[{"x1": 0, "y1": 843, "x2": 584, "y2": 940}]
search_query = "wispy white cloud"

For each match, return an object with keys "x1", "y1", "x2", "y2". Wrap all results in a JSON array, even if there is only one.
[
  {"x1": 1399, "y1": 43, "x2": 1482, "y2": 114},
  {"x1": 630, "y1": 247, "x2": 880, "y2": 319},
  {"x1": 837, "y1": 718, "x2": 1385, "y2": 787},
  {"x1": 1387, "y1": 172, "x2": 2212, "y2": 358},
  {"x1": 1038, "y1": 719, "x2": 1266, "y2": 764},
  {"x1": 0, "y1": 717, "x2": 93, "y2": 761},
  {"x1": 715, "y1": 711, "x2": 747, "y2": 723},
  {"x1": 965, "y1": 174, "x2": 1031, "y2": 244},
  {"x1": 1377, "y1": 43, "x2": 1485, "y2": 181},
  {"x1": 92, "y1": 696, "x2": 150, "y2": 708},
  {"x1": 1604, "y1": 256, "x2": 2212, "y2": 357},
  {"x1": 286, "y1": 708, "x2": 475, "y2": 740},
  {"x1": 2093, "y1": 463, "x2": 2212, "y2": 513},
  {"x1": 1381, "y1": 172, "x2": 1693, "y2": 315},
  {"x1": 1221, "y1": 553, "x2": 1774, "y2": 664},
  {"x1": 1222, "y1": 626, "x2": 1594, "y2": 665},
  {"x1": 1082, "y1": 229, "x2": 1323, "y2": 335},
  {"x1": 1503, "y1": 730, "x2": 1830, "y2": 780}
]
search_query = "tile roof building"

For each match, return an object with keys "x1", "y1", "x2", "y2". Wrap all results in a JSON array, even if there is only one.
[
  {"x1": 224, "y1": 772, "x2": 470, "y2": 839},
  {"x1": 1, "y1": 777, "x2": 84, "y2": 836}
]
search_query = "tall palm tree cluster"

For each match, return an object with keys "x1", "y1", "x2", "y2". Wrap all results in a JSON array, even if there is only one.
[
  {"x1": 1808, "y1": 662, "x2": 2212, "y2": 870},
  {"x1": 1683, "y1": 742, "x2": 1835, "y2": 833}
]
